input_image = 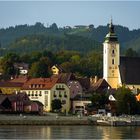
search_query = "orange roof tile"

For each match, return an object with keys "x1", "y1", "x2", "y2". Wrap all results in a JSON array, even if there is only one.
[
  {"x1": 136, "y1": 94, "x2": 140, "y2": 101},
  {"x1": 21, "y1": 77, "x2": 58, "y2": 90},
  {"x1": 9, "y1": 76, "x2": 29, "y2": 84}
]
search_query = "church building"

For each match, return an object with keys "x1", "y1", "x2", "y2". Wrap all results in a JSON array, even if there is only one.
[{"x1": 103, "y1": 19, "x2": 140, "y2": 90}]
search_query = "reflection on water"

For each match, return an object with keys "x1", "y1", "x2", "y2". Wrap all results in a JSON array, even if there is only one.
[{"x1": 0, "y1": 125, "x2": 140, "y2": 139}]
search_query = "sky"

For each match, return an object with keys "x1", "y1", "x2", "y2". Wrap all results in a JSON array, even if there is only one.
[{"x1": 0, "y1": 1, "x2": 140, "y2": 30}]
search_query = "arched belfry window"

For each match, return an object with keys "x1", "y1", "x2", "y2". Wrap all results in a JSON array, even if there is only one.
[
  {"x1": 112, "y1": 50, "x2": 115, "y2": 54},
  {"x1": 112, "y1": 59, "x2": 114, "y2": 65}
]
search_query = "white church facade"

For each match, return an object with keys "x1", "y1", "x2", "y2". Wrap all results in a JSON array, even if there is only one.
[{"x1": 103, "y1": 20, "x2": 140, "y2": 90}]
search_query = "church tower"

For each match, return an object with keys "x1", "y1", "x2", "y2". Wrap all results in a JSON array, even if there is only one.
[{"x1": 103, "y1": 19, "x2": 120, "y2": 88}]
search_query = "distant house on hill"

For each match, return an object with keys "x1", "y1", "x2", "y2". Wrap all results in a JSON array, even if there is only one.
[
  {"x1": 51, "y1": 64, "x2": 65, "y2": 75},
  {"x1": 14, "y1": 63, "x2": 29, "y2": 75}
]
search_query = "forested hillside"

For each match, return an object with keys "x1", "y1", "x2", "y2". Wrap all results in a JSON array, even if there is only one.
[{"x1": 0, "y1": 22, "x2": 140, "y2": 56}]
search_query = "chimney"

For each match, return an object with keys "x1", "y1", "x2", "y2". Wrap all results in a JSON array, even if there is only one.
[
  {"x1": 15, "y1": 91, "x2": 18, "y2": 94},
  {"x1": 94, "y1": 76, "x2": 98, "y2": 83}
]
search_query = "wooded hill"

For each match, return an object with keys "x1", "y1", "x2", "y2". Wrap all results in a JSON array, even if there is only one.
[{"x1": 0, "y1": 22, "x2": 140, "y2": 56}]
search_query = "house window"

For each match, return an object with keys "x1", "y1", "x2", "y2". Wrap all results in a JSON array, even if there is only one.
[
  {"x1": 53, "y1": 91, "x2": 56, "y2": 97},
  {"x1": 112, "y1": 59, "x2": 114, "y2": 65},
  {"x1": 59, "y1": 92, "x2": 62, "y2": 97},
  {"x1": 39, "y1": 91, "x2": 42, "y2": 96},
  {"x1": 64, "y1": 94, "x2": 67, "y2": 98},
  {"x1": 45, "y1": 95, "x2": 48, "y2": 106},
  {"x1": 45, "y1": 91, "x2": 48, "y2": 94}
]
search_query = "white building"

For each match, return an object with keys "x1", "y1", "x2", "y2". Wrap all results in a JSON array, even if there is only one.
[
  {"x1": 21, "y1": 78, "x2": 70, "y2": 112},
  {"x1": 103, "y1": 19, "x2": 140, "y2": 90}
]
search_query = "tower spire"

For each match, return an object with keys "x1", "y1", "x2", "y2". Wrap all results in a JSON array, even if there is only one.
[
  {"x1": 109, "y1": 17, "x2": 114, "y2": 33},
  {"x1": 104, "y1": 18, "x2": 118, "y2": 43},
  {"x1": 111, "y1": 16, "x2": 113, "y2": 25}
]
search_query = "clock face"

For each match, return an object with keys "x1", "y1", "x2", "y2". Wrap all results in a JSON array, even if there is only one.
[{"x1": 112, "y1": 45, "x2": 116, "y2": 49}]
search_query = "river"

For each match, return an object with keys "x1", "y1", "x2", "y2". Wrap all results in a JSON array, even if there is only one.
[{"x1": 0, "y1": 125, "x2": 140, "y2": 139}]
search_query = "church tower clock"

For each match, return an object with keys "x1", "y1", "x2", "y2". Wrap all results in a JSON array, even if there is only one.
[{"x1": 103, "y1": 19, "x2": 120, "y2": 88}]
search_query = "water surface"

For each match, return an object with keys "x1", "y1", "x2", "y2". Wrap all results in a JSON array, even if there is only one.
[{"x1": 0, "y1": 125, "x2": 140, "y2": 139}]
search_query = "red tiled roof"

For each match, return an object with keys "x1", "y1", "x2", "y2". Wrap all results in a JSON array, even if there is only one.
[
  {"x1": 9, "y1": 76, "x2": 29, "y2": 84},
  {"x1": 21, "y1": 77, "x2": 58, "y2": 90},
  {"x1": 0, "y1": 81, "x2": 23, "y2": 87}
]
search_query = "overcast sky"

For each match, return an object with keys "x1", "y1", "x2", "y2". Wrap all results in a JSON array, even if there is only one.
[{"x1": 0, "y1": 1, "x2": 140, "y2": 30}]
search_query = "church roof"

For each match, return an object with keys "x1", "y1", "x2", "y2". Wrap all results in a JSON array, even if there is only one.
[
  {"x1": 104, "y1": 19, "x2": 118, "y2": 43},
  {"x1": 120, "y1": 56, "x2": 140, "y2": 85}
]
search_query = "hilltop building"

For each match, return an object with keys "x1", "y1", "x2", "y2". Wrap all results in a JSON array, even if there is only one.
[{"x1": 103, "y1": 19, "x2": 140, "y2": 90}]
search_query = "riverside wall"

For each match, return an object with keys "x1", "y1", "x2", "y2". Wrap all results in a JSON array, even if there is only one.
[
  {"x1": 1, "y1": 114, "x2": 140, "y2": 126},
  {"x1": 0, "y1": 115, "x2": 96, "y2": 125}
]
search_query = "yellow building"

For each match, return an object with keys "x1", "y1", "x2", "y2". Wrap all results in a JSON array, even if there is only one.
[
  {"x1": 51, "y1": 83, "x2": 70, "y2": 113},
  {"x1": 103, "y1": 20, "x2": 140, "y2": 91},
  {"x1": 51, "y1": 65, "x2": 64, "y2": 75}
]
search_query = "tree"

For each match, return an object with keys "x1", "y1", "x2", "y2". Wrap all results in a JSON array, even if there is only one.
[
  {"x1": 3, "y1": 52, "x2": 20, "y2": 62},
  {"x1": 0, "y1": 53, "x2": 20, "y2": 77},
  {"x1": 50, "y1": 23, "x2": 58, "y2": 32},
  {"x1": 29, "y1": 61, "x2": 51, "y2": 78},
  {"x1": 125, "y1": 48, "x2": 138, "y2": 57},
  {"x1": 90, "y1": 93, "x2": 108, "y2": 109},
  {"x1": 51, "y1": 99, "x2": 62, "y2": 112},
  {"x1": 2, "y1": 60, "x2": 16, "y2": 77},
  {"x1": 115, "y1": 86, "x2": 139, "y2": 115}
]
